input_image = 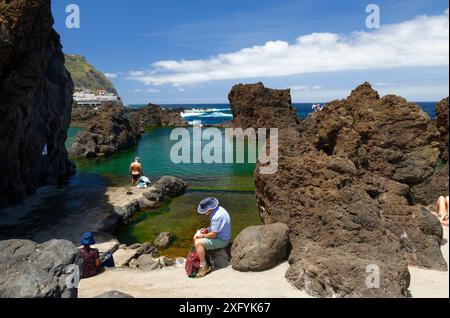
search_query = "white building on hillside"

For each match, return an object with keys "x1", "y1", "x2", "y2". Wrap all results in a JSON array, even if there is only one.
[{"x1": 73, "y1": 89, "x2": 119, "y2": 107}]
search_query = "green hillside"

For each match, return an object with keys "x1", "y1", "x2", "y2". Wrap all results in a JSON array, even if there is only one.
[{"x1": 65, "y1": 54, "x2": 118, "y2": 95}]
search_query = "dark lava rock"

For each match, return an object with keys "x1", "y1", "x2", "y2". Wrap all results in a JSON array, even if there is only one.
[
  {"x1": 231, "y1": 223, "x2": 290, "y2": 272},
  {"x1": 412, "y1": 97, "x2": 449, "y2": 205},
  {"x1": 229, "y1": 82, "x2": 300, "y2": 130},
  {"x1": 127, "y1": 103, "x2": 188, "y2": 128},
  {"x1": 69, "y1": 103, "x2": 141, "y2": 159},
  {"x1": 436, "y1": 97, "x2": 449, "y2": 164},
  {"x1": 154, "y1": 232, "x2": 171, "y2": 249},
  {"x1": 0, "y1": 0, "x2": 75, "y2": 206},
  {"x1": 0, "y1": 239, "x2": 80, "y2": 298},
  {"x1": 153, "y1": 176, "x2": 188, "y2": 197},
  {"x1": 70, "y1": 106, "x2": 96, "y2": 128},
  {"x1": 239, "y1": 82, "x2": 448, "y2": 297}
]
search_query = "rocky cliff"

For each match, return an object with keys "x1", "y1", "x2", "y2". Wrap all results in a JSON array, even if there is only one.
[
  {"x1": 127, "y1": 103, "x2": 188, "y2": 128},
  {"x1": 65, "y1": 54, "x2": 118, "y2": 95},
  {"x1": 231, "y1": 82, "x2": 447, "y2": 297},
  {"x1": 411, "y1": 97, "x2": 449, "y2": 205},
  {"x1": 0, "y1": 0, "x2": 75, "y2": 206},
  {"x1": 436, "y1": 97, "x2": 449, "y2": 164},
  {"x1": 69, "y1": 103, "x2": 141, "y2": 159},
  {"x1": 229, "y1": 82, "x2": 300, "y2": 129}
]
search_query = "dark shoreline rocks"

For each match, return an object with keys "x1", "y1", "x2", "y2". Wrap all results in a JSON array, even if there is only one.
[
  {"x1": 229, "y1": 82, "x2": 300, "y2": 130},
  {"x1": 0, "y1": 239, "x2": 80, "y2": 298},
  {"x1": 69, "y1": 103, "x2": 142, "y2": 159},
  {"x1": 0, "y1": 0, "x2": 75, "y2": 206},
  {"x1": 230, "y1": 81, "x2": 448, "y2": 297},
  {"x1": 411, "y1": 97, "x2": 449, "y2": 205},
  {"x1": 126, "y1": 103, "x2": 188, "y2": 128}
]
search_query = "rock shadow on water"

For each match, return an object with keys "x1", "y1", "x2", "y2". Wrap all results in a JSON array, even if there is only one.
[{"x1": 0, "y1": 172, "x2": 120, "y2": 245}]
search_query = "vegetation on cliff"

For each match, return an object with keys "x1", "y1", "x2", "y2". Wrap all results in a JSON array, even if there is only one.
[{"x1": 65, "y1": 54, "x2": 118, "y2": 95}]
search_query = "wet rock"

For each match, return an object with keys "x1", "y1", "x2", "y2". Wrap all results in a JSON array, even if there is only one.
[
  {"x1": 231, "y1": 224, "x2": 290, "y2": 272},
  {"x1": 135, "y1": 242, "x2": 160, "y2": 258},
  {"x1": 153, "y1": 176, "x2": 189, "y2": 197},
  {"x1": 69, "y1": 103, "x2": 142, "y2": 159},
  {"x1": 0, "y1": 239, "x2": 80, "y2": 298},
  {"x1": 94, "y1": 291, "x2": 134, "y2": 298},
  {"x1": 245, "y1": 82, "x2": 447, "y2": 297},
  {"x1": 154, "y1": 232, "x2": 171, "y2": 249},
  {"x1": 127, "y1": 104, "x2": 188, "y2": 127},
  {"x1": 0, "y1": 0, "x2": 75, "y2": 206},
  {"x1": 229, "y1": 82, "x2": 300, "y2": 129}
]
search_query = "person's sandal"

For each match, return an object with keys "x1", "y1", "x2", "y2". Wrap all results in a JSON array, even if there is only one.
[{"x1": 196, "y1": 266, "x2": 211, "y2": 278}]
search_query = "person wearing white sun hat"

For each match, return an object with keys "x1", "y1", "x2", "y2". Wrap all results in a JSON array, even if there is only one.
[{"x1": 193, "y1": 197, "x2": 231, "y2": 278}]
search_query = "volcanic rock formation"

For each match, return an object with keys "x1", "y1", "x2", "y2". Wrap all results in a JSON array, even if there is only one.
[
  {"x1": 127, "y1": 104, "x2": 188, "y2": 128},
  {"x1": 69, "y1": 103, "x2": 142, "y2": 159},
  {"x1": 230, "y1": 82, "x2": 447, "y2": 297},
  {"x1": 0, "y1": 0, "x2": 75, "y2": 206},
  {"x1": 229, "y1": 82, "x2": 300, "y2": 130}
]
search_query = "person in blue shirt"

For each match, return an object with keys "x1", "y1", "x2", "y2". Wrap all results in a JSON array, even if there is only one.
[{"x1": 193, "y1": 197, "x2": 231, "y2": 278}]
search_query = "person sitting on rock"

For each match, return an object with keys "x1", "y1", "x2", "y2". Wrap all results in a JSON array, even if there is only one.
[
  {"x1": 434, "y1": 196, "x2": 449, "y2": 226},
  {"x1": 79, "y1": 232, "x2": 101, "y2": 279},
  {"x1": 193, "y1": 197, "x2": 231, "y2": 278},
  {"x1": 130, "y1": 157, "x2": 143, "y2": 186}
]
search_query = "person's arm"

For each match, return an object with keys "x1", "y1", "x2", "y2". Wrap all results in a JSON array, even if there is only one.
[
  {"x1": 94, "y1": 249, "x2": 101, "y2": 268},
  {"x1": 198, "y1": 231, "x2": 218, "y2": 239}
]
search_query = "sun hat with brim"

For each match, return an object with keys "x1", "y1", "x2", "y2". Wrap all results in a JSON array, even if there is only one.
[
  {"x1": 80, "y1": 232, "x2": 96, "y2": 245},
  {"x1": 197, "y1": 197, "x2": 219, "y2": 214}
]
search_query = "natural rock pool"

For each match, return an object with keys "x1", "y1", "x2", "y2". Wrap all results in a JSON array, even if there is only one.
[{"x1": 68, "y1": 127, "x2": 261, "y2": 257}]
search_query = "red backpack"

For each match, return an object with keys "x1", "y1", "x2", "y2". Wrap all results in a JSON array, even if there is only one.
[{"x1": 185, "y1": 248, "x2": 200, "y2": 278}]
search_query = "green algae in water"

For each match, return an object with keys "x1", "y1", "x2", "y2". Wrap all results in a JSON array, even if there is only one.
[
  {"x1": 115, "y1": 191, "x2": 262, "y2": 258},
  {"x1": 67, "y1": 127, "x2": 262, "y2": 256}
]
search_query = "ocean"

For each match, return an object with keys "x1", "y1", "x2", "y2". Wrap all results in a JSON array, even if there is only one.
[{"x1": 129, "y1": 102, "x2": 438, "y2": 126}]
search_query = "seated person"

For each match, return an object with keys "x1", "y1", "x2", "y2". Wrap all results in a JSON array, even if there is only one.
[
  {"x1": 435, "y1": 196, "x2": 449, "y2": 226},
  {"x1": 79, "y1": 232, "x2": 101, "y2": 279},
  {"x1": 193, "y1": 197, "x2": 231, "y2": 278}
]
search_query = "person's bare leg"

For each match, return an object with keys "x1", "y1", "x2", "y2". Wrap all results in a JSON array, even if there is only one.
[
  {"x1": 437, "y1": 196, "x2": 447, "y2": 218},
  {"x1": 195, "y1": 239, "x2": 206, "y2": 264},
  {"x1": 446, "y1": 196, "x2": 449, "y2": 214}
]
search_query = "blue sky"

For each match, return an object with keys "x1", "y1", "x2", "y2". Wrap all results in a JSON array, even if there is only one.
[{"x1": 52, "y1": 0, "x2": 449, "y2": 104}]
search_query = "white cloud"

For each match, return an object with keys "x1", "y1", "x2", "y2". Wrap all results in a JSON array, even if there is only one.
[
  {"x1": 127, "y1": 10, "x2": 449, "y2": 86},
  {"x1": 104, "y1": 73, "x2": 118, "y2": 79},
  {"x1": 147, "y1": 88, "x2": 160, "y2": 93},
  {"x1": 133, "y1": 89, "x2": 142, "y2": 93}
]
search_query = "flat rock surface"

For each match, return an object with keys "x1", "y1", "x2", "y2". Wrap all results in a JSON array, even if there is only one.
[{"x1": 113, "y1": 249, "x2": 138, "y2": 268}]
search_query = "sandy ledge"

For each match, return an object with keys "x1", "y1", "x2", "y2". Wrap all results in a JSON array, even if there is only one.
[{"x1": 78, "y1": 227, "x2": 449, "y2": 298}]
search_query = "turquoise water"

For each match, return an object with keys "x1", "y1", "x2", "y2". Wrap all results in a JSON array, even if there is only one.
[
  {"x1": 73, "y1": 127, "x2": 257, "y2": 190},
  {"x1": 68, "y1": 127, "x2": 260, "y2": 256}
]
